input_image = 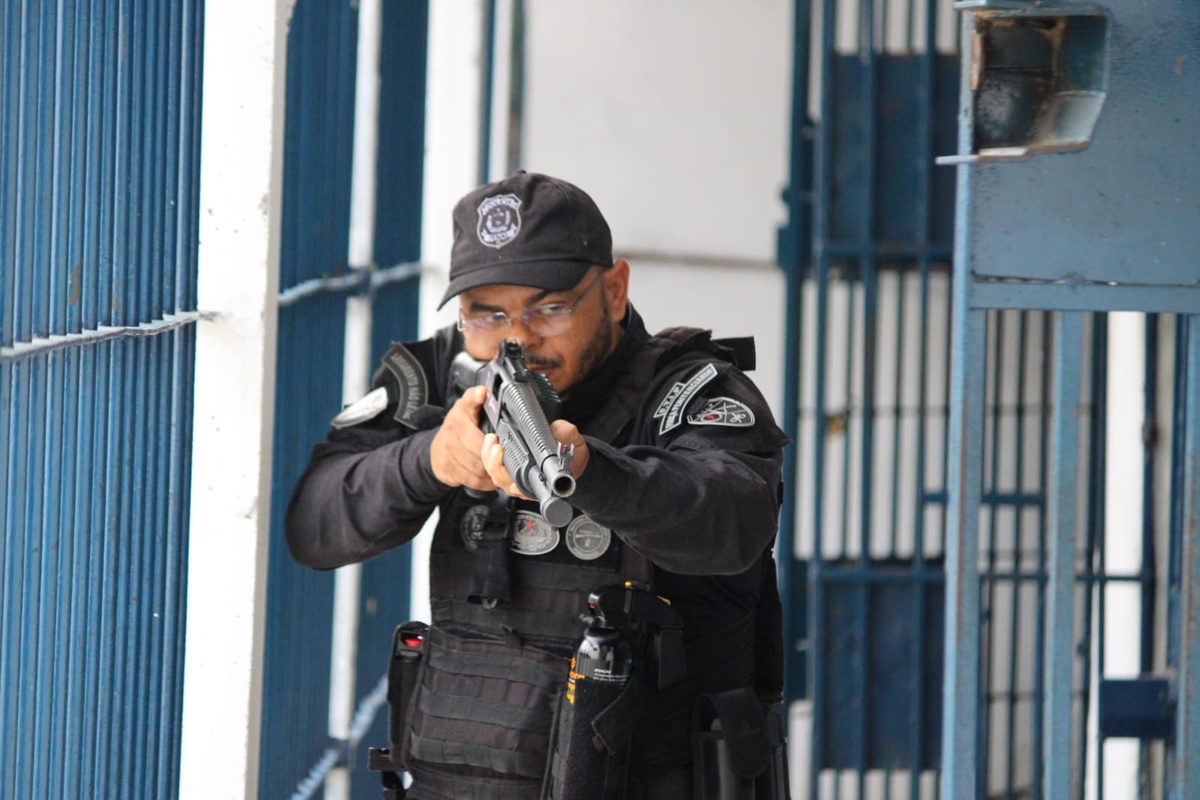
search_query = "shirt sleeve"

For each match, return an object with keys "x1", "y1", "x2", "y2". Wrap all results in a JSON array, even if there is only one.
[
  {"x1": 568, "y1": 361, "x2": 788, "y2": 576},
  {"x1": 285, "y1": 332, "x2": 458, "y2": 570},
  {"x1": 284, "y1": 422, "x2": 447, "y2": 569}
]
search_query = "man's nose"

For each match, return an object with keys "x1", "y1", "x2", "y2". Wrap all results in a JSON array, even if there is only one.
[{"x1": 505, "y1": 318, "x2": 543, "y2": 347}]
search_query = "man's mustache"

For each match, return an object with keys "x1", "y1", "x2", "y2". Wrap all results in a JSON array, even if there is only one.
[{"x1": 525, "y1": 354, "x2": 561, "y2": 370}]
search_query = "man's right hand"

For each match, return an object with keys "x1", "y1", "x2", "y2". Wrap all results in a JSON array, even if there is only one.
[{"x1": 430, "y1": 386, "x2": 498, "y2": 492}]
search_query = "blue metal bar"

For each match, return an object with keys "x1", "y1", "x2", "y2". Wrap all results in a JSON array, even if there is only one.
[
  {"x1": 1142, "y1": 315, "x2": 1160, "y2": 675},
  {"x1": 807, "y1": 0, "x2": 837, "y2": 792},
  {"x1": 777, "y1": 0, "x2": 816, "y2": 705},
  {"x1": 981, "y1": 311, "x2": 1003, "y2": 798},
  {"x1": 1176, "y1": 314, "x2": 1200, "y2": 798},
  {"x1": 941, "y1": 13, "x2": 987, "y2": 793},
  {"x1": 478, "y1": 0, "x2": 496, "y2": 184},
  {"x1": 855, "y1": 6, "x2": 880, "y2": 793},
  {"x1": 1004, "y1": 312, "x2": 1031, "y2": 799},
  {"x1": 1044, "y1": 311, "x2": 1083, "y2": 800}
]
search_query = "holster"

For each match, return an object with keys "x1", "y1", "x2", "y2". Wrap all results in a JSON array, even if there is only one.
[
  {"x1": 692, "y1": 687, "x2": 791, "y2": 800},
  {"x1": 367, "y1": 620, "x2": 429, "y2": 799}
]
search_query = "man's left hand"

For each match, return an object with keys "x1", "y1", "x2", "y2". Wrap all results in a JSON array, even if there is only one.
[{"x1": 480, "y1": 420, "x2": 590, "y2": 502}]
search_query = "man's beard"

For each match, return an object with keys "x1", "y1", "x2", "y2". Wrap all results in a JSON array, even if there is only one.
[{"x1": 526, "y1": 295, "x2": 614, "y2": 395}]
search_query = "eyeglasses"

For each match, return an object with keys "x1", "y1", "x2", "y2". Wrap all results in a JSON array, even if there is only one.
[{"x1": 457, "y1": 270, "x2": 606, "y2": 338}]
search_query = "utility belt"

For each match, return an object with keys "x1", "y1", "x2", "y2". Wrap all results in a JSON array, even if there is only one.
[{"x1": 369, "y1": 586, "x2": 790, "y2": 800}]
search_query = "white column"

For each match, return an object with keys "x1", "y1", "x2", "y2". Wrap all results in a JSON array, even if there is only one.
[
  {"x1": 180, "y1": 1, "x2": 290, "y2": 798},
  {"x1": 324, "y1": 1, "x2": 383, "y2": 798},
  {"x1": 410, "y1": 0, "x2": 488, "y2": 624}
]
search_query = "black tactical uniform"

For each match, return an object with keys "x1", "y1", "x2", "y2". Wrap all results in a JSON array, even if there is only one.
[
  {"x1": 287, "y1": 170, "x2": 789, "y2": 800},
  {"x1": 286, "y1": 305, "x2": 787, "y2": 799}
]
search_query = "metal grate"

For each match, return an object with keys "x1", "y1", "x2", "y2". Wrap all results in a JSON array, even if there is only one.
[{"x1": 0, "y1": 1, "x2": 202, "y2": 798}]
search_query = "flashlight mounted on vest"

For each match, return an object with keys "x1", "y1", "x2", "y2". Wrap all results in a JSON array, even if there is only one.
[{"x1": 451, "y1": 340, "x2": 576, "y2": 528}]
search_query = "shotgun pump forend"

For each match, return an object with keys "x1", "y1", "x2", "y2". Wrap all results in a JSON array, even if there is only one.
[{"x1": 451, "y1": 340, "x2": 576, "y2": 527}]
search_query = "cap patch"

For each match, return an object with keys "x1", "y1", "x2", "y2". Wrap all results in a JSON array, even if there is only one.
[
  {"x1": 477, "y1": 193, "x2": 522, "y2": 249},
  {"x1": 653, "y1": 362, "x2": 719, "y2": 435},
  {"x1": 331, "y1": 386, "x2": 389, "y2": 429},
  {"x1": 687, "y1": 397, "x2": 755, "y2": 428}
]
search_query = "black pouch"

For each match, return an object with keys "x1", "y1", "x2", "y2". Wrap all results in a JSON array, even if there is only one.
[
  {"x1": 389, "y1": 621, "x2": 429, "y2": 766},
  {"x1": 405, "y1": 624, "x2": 569, "y2": 786},
  {"x1": 691, "y1": 687, "x2": 770, "y2": 800},
  {"x1": 369, "y1": 621, "x2": 429, "y2": 797}
]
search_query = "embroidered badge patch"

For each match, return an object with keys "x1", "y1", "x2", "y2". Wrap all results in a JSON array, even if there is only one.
[
  {"x1": 510, "y1": 511, "x2": 560, "y2": 556},
  {"x1": 653, "y1": 363, "x2": 718, "y2": 434},
  {"x1": 477, "y1": 193, "x2": 522, "y2": 249},
  {"x1": 459, "y1": 504, "x2": 491, "y2": 551},
  {"x1": 565, "y1": 515, "x2": 612, "y2": 561},
  {"x1": 330, "y1": 386, "x2": 389, "y2": 429},
  {"x1": 687, "y1": 397, "x2": 755, "y2": 428},
  {"x1": 382, "y1": 344, "x2": 430, "y2": 430}
]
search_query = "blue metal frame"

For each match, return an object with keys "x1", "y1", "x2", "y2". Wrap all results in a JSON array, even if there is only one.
[
  {"x1": 261, "y1": 1, "x2": 429, "y2": 796},
  {"x1": 0, "y1": 2, "x2": 201, "y2": 797},
  {"x1": 259, "y1": 1, "x2": 359, "y2": 796},
  {"x1": 945, "y1": 3, "x2": 1200, "y2": 799}
]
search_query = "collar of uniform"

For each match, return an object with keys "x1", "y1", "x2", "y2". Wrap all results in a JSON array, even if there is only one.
[{"x1": 562, "y1": 304, "x2": 649, "y2": 422}]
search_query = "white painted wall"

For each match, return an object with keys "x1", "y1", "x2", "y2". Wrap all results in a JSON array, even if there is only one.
[
  {"x1": 420, "y1": 0, "x2": 794, "y2": 416},
  {"x1": 182, "y1": 2, "x2": 290, "y2": 798}
]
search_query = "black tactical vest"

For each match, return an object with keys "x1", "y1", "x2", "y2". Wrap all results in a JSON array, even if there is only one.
[{"x1": 400, "y1": 328, "x2": 775, "y2": 800}]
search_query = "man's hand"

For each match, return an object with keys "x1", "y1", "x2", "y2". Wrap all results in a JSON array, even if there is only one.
[
  {"x1": 430, "y1": 386, "x2": 498, "y2": 492},
  {"x1": 480, "y1": 419, "x2": 590, "y2": 501}
]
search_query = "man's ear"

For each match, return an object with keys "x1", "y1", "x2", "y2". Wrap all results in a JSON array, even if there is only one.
[{"x1": 605, "y1": 259, "x2": 631, "y2": 320}]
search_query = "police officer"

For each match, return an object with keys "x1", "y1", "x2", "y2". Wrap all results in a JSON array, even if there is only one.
[{"x1": 286, "y1": 171, "x2": 789, "y2": 799}]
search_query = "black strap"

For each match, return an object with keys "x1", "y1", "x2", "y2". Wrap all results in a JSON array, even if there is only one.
[
  {"x1": 692, "y1": 687, "x2": 771, "y2": 779},
  {"x1": 465, "y1": 493, "x2": 515, "y2": 606}
]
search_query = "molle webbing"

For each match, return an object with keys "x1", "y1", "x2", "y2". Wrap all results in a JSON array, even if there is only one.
[
  {"x1": 406, "y1": 767, "x2": 542, "y2": 800},
  {"x1": 405, "y1": 626, "x2": 567, "y2": 783},
  {"x1": 431, "y1": 598, "x2": 583, "y2": 643}
]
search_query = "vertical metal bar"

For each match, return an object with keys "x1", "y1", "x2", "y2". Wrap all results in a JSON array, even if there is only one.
[
  {"x1": 982, "y1": 311, "x2": 1003, "y2": 799},
  {"x1": 809, "y1": 0, "x2": 837, "y2": 794},
  {"x1": 1142, "y1": 314, "x2": 1160, "y2": 676},
  {"x1": 477, "y1": 0, "x2": 496, "y2": 184},
  {"x1": 1139, "y1": 314, "x2": 1160, "y2": 790},
  {"x1": 859, "y1": 4, "x2": 881, "y2": 793},
  {"x1": 1032, "y1": 312, "x2": 1052, "y2": 798},
  {"x1": 909, "y1": 0, "x2": 941, "y2": 784},
  {"x1": 1079, "y1": 312, "x2": 1106, "y2": 799},
  {"x1": 504, "y1": 0, "x2": 526, "y2": 174},
  {"x1": 1175, "y1": 314, "x2": 1200, "y2": 798},
  {"x1": 943, "y1": 303, "x2": 987, "y2": 799},
  {"x1": 780, "y1": 0, "x2": 813, "y2": 707},
  {"x1": 1044, "y1": 310, "x2": 1084, "y2": 800},
  {"x1": 942, "y1": 9, "x2": 985, "y2": 793}
]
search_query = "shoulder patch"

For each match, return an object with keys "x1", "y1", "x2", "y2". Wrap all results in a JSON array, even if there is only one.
[
  {"x1": 331, "y1": 386, "x2": 390, "y2": 429},
  {"x1": 382, "y1": 344, "x2": 430, "y2": 429},
  {"x1": 653, "y1": 362, "x2": 718, "y2": 435},
  {"x1": 687, "y1": 396, "x2": 755, "y2": 428}
]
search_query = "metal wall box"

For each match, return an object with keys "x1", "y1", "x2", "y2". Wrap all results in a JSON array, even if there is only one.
[{"x1": 948, "y1": 0, "x2": 1200, "y2": 313}]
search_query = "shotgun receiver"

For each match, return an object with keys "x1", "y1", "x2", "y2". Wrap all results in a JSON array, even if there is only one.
[{"x1": 451, "y1": 340, "x2": 576, "y2": 527}]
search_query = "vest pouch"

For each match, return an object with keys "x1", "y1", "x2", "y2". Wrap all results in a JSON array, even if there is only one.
[
  {"x1": 389, "y1": 621, "x2": 429, "y2": 767},
  {"x1": 404, "y1": 624, "x2": 570, "y2": 795}
]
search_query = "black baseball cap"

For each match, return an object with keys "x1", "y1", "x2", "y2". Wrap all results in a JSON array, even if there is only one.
[{"x1": 438, "y1": 171, "x2": 614, "y2": 308}]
